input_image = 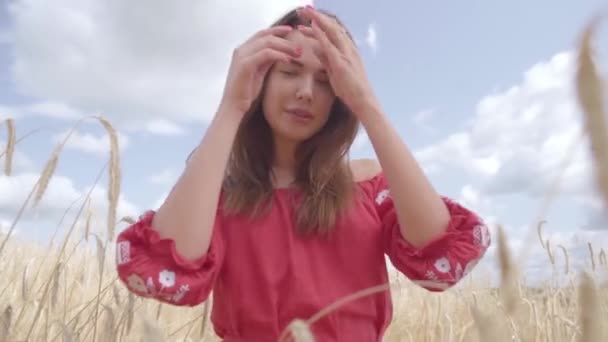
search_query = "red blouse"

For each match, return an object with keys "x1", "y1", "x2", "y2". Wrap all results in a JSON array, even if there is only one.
[{"x1": 115, "y1": 172, "x2": 490, "y2": 341}]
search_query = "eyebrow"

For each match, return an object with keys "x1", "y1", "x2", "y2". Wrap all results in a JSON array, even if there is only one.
[{"x1": 288, "y1": 59, "x2": 327, "y2": 74}]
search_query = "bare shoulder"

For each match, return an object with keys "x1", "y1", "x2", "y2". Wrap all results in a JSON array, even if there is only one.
[{"x1": 350, "y1": 158, "x2": 382, "y2": 182}]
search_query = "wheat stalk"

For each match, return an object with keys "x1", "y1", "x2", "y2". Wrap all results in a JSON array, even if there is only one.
[
  {"x1": 578, "y1": 271, "x2": 603, "y2": 341},
  {"x1": 599, "y1": 248, "x2": 607, "y2": 269},
  {"x1": 576, "y1": 14, "x2": 608, "y2": 210},
  {"x1": 537, "y1": 220, "x2": 547, "y2": 249},
  {"x1": 546, "y1": 239, "x2": 556, "y2": 266},
  {"x1": 84, "y1": 198, "x2": 93, "y2": 242},
  {"x1": 29, "y1": 115, "x2": 121, "y2": 242},
  {"x1": 50, "y1": 262, "x2": 63, "y2": 311},
  {"x1": 142, "y1": 317, "x2": 167, "y2": 342},
  {"x1": 119, "y1": 216, "x2": 136, "y2": 225},
  {"x1": 587, "y1": 242, "x2": 597, "y2": 271},
  {"x1": 0, "y1": 305, "x2": 12, "y2": 342},
  {"x1": 277, "y1": 282, "x2": 390, "y2": 342},
  {"x1": 0, "y1": 118, "x2": 16, "y2": 176},
  {"x1": 95, "y1": 116, "x2": 120, "y2": 242},
  {"x1": 0, "y1": 126, "x2": 44, "y2": 160},
  {"x1": 496, "y1": 224, "x2": 518, "y2": 315},
  {"x1": 557, "y1": 244, "x2": 570, "y2": 274},
  {"x1": 91, "y1": 233, "x2": 106, "y2": 342},
  {"x1": 24, "y1": 162, "x2": 108, "y2": 341},
  {"x1": 99, "y1": 305, "x2": 115, "y2": 342}
]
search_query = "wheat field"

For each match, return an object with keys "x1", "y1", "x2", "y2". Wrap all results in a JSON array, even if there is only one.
[{"x1": 0, "y1": 15, "x2": 607, "y2": 342}]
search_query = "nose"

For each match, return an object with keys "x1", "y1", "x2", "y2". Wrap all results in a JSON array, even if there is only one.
[{"x1": 295, "y1": 74, "x2": 314, "y2": 102}]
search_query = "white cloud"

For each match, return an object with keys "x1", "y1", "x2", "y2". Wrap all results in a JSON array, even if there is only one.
[
  {"x1": 353, "y1": 129, "x2": 371, "y2": 152},
  {"x1": 0, "y1": 101, "x2": 83, "y2": 120},
  {"x1": 0, "y1": 172, "x2": 139, "y2": 240},
  {"x1": 365, "y1": 22, "x2": 377, "y2": 54},
  {"x1": 51, "y1": 129, "x2": 130, "y2": 156},
  {"x1": 415, "y1": 51, "x2": 599, "y2": 204},
  {"x1": 0, "y1": 139, "x2": 34, "y2": 173},
  {"x1": 412, "y1": 108, "x2": 437, "y2": 135},
  {"x1": 411, "y1": 49, "x2": 608, "y2": 283},
  {"x1": 152, "y1": 191, "x2": 170, "y2": 211},
  {"x1": 6, "y1": 0, "x2": 309, "y2": 130},
  {"x1": 143, "y1": 119, "x2": 185, "y2": 136},
  {"x1": 147, "y1": 168, "x2": 179, "y2": 187}
]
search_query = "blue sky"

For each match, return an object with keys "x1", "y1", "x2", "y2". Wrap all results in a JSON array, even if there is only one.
[{"x1": 1, "y1": 0, "x2": 607, "y2": 285}]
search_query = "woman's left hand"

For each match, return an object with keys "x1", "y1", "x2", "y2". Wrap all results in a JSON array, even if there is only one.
[{"x1": 296, "y1": 6, "x2": 380, "y2": 118}]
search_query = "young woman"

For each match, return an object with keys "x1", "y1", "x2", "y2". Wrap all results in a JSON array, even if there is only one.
[{"x1": 115, "y1": 5, "x2": 490, "y2": 341}]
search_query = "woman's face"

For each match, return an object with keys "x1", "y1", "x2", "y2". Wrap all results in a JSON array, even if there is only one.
[{"x1": 262, "y1": 28, "x2": 336, "y2": 144}]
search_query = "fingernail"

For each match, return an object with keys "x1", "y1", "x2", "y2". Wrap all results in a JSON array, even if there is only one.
[
  {"x1": 306, "y1": 4, "x2": 315, "y2": 10},
  {"x1": 294, "y1": 46, "x2": 302, "y2": 55}
]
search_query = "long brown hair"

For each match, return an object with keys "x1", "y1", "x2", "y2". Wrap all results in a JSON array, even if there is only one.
[{"x1": 222, "y1": 7, "x2": 360, "y2": 236}]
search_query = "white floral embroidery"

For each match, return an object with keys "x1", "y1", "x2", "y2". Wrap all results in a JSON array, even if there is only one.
[
  {"x1": 375, "y1": 189, "x2": 390, "y2": 205},
  {"x1": 425, "y1": 270, "x2": 438, "y2": 281},
  {"x1": 146, "y1": 277, "x2": 157, "y2": 295},
  {"x1": 473, "y1": 224, "x2": 491, "y2": 247},
  {"x1": 159, "y1": 270, "x2": 176, "y2": 288},
  {"x1": 116, "y1": 241, "x2": 130, "y2": 265},
  {"x1": 434, "y1": 257, "x2": 451, "y2": 273},
  {"x1": 172, "y1": 284, "x2": 190, "y2": 303},
  {"x1": 127, "y1": 274, "x2": 147, "y2": 294},
  {"x1": 454, "y1": 262, "x2": 463, "y2": 281}
]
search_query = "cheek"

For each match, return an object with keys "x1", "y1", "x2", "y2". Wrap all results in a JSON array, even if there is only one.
[
  {"x1": 262, "y1": 78, "x2": 288, "y2": 114},
  {"x1": 315, "y1": 88, "x2": 336, "y2": 119}
]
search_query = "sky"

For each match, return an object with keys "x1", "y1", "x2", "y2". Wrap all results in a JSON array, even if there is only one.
[{"x1": 0, "y1": 0, "x2": 607, "y2": 286}]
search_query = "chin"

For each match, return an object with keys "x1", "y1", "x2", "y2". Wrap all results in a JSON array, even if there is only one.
[{"x1": 277, "y1": 129, "x2": 317, "y2": 144}]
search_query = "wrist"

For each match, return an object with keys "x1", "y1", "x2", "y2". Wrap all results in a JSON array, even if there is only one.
[{"x1": 355, "y1": 99, "x2": 385, "y2": 128}]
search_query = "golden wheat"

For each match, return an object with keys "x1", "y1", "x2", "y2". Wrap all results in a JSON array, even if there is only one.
[
  {"x1": 578, "y1": 272, "x2": 604, "y2": 341},
  {"x1": 576, "y1": 14, "x2": 608, "y2": 210}
]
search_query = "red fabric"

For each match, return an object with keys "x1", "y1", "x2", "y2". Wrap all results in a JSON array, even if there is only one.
[{"x1": 115, "y1": 172, "x2": 490, "y2": 341}]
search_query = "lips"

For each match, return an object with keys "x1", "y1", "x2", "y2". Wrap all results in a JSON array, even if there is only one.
[{"x1": 286, "y1": 108, "x2": 314, "y2": 120}]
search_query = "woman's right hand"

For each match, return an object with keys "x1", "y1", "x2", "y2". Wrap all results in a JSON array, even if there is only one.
[{"x1": 218, "y1": 25, "x2": 302, "y2": 115}]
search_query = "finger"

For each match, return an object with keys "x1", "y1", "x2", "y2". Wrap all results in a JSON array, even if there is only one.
[
  {"x1": 247, "y1": 34, "x2": 302, "y2": 58},
  {"x1": 246, "y1": 25, "x2": 294, "y2": 44},
  {"x1": 311, "y1": 19, "x2": 340, "y2": 67},
  {"x1": 296, "y1": 25, "x2": 315, "y2": 38},
  {"x1": 298, "y1": 7, "x2": 348, "y2": 52},
  {"x1": 246, "y1": 47, "x2": 293, "y2": 72}
]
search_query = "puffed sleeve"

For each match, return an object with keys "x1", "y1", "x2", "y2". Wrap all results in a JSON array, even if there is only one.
[
  {"x1": 115, "y1": 209, "x2": 225, "y2": 306},
  {"x1": 370, "y1": 172, "x2": 490, "y2": 291}
]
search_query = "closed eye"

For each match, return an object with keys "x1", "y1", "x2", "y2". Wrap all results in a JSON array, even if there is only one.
[{"x1": 280, "y1": 70, "x2": 297, "y2": 76}]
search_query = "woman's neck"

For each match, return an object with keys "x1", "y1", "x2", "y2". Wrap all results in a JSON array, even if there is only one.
[{"x1": 272, "y1": 136, "x2": 299, "y2": 188}]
